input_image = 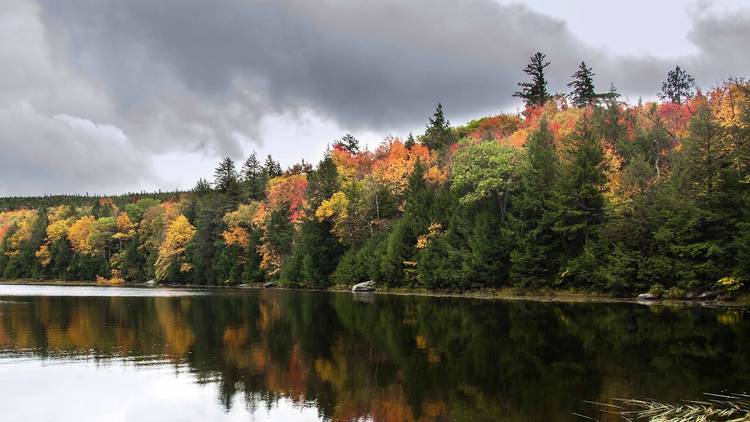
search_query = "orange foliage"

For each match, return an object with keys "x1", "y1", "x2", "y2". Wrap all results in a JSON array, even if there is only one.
[
  {"x1": 331, "y1": 144, "x2": 373, "y2": 186},
  {"x1": 467, "y1": 114, "x2": 522, "y2": 142},
  {"x1": 223, "y1": 226, "x2": 249, "y2": 250},
  {"x1": 372, "y1": 140, "x2": 434, "y2": 195}
]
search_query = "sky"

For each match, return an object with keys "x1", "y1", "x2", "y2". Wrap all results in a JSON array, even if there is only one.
[{"x1": 0, "y1": 0, "x2": 748, "y2": 196}]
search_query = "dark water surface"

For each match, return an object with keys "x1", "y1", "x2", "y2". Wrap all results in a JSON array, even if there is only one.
[{"x1": 0, "y1": 285, "x2": 747, "y2": 421}]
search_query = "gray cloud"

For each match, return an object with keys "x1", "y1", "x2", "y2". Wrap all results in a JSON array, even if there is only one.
[
  {"x1": 0, "y1": 102, "x2": 154, "y2": 196},
  {"x1": 1, "y1": 0, "x2": 749, "y2": 195},
  {"x1": 35, "y1": 0, "x2": 597, "y2": 135}
]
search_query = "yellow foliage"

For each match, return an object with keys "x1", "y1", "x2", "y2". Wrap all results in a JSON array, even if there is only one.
[
  {"x1": 113, "y1": 213, "x2": 136, "y2": 241},
  {"x1": 155, "y1": 215, "x2": 196, "y2": 281},
  {"x1": 47, "y1": 218, "x2": 75, "y2": 242},
  {"x1": 416, "y1": 223, "x2": 442, "y2": 249},
  {"x1": 47, "y1": 205, "x2": 73, "y2": 224},
  {"x1": 68, "y1": 216, "x2": 97, "y2": 254},
  {"x1": 97, "y1": 270, "x2": 125, "y2": 285},
  {"x1": 5, "y1": 211, "x2": 37, "y2": 256},
  {"x1": 223, "y1": 203, "x2": 258, "y2": 227},
  {"x1": 425, "y1": 165, "x2": 447, "y2": 184},
  {"x1": 35, "y1": 244, "x2": 51, "y2": 267},
  {"x1": 315, "y1": 191, "x2": 349, "y2": 221}
]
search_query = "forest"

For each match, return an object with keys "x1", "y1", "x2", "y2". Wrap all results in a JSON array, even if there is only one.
[{"x1": 1, "y1": 55, "x2": 748, "y2": 297}]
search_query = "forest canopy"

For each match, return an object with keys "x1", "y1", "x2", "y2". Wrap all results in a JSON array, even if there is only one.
[{"x1": 1, "y1": 58, "x2": 748, "y2": 296}]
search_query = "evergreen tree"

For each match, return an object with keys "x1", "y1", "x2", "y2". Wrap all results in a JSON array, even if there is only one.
[
  {"x1": 422, "y1": 103, "x2": 454, "y2": 151},
  {"x1": 335, "y1": 134, "x2": 360, "y2": 154},
  {"x1": 263, "y1": 155, "x2": 283, "y2": 179},
  {"x1": 189, "y1": 194, "x2": 222, "y2": 285},
  {"x1": 213, "y1": 157, "x2": 240, "y2": 196},
  {"x1": 659, "y1": 65, "x2": 696, "y2": 104},
  {"x1": 404, "y1": 132, "x2": 416, "y2": 149},
  {"x1": 551, "y1": 116, "x2": 607, "y2": 284},
  {"x1": 241, "y1": 152, "x2": 266, "y2": 200},
  {"x1": 567, "y1": 61, "x2": 598, "y2": 107},
  {"x1": 514, "y1": 52, "x2": 551, "y2": 107},
  {"x1": 510, "y1": 119, "x2": 560, "y2": 287},
  {"x1": 282, "y1": 153, "x2": 343, "y2": 287}
]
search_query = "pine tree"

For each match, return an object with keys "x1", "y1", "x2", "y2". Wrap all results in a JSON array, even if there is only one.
[
  {"x1": 422, "y1": 103, "x2": 454, "y2": 151},
  {"x1": 659, "y1": 65, "x2": 696, "y2": 104},
  {"x1": 404, "y1": 132, "x2": 416, "y2": 149},
  {"x1": 241, "y1": 152, "x2": 265, "y2": 200},
  {"x1": 335, "y1": 134, "x2": 360, "y2": 154},
  {"x1": 567, "y1": 61, "x2": 598, "y2": 107},
  {"x1": 263, "y1": 155, "x2": 282, "y2": 179},
  {"x1": 514, "y1": 52, "x2": 551, "y2": 107},
  {"x1": 192, "y1": 178, "x2": 212, "y2": 196},
  {"x1": 214, "y1": 157, "x2": 240, "y2": 194}
]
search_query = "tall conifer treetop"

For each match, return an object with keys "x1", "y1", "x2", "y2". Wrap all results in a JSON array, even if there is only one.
[
  {"x1": 514, "y1": 52, "x2": 551, "y2": 107},
  {"x1": 659, "y1": 65, "x2": 696, "y2": 104},
  {"x1": 567, "y1": 61, "x2": 598, "y2": 107}
]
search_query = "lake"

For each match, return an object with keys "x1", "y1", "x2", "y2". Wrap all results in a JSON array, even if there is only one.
[{"x1": 0, "y1": 285, "x2": 747, "y2": 421}]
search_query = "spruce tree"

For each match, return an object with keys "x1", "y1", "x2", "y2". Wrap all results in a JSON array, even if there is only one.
[
  {"x1": 510, "y1": 119, "x2": 560, "y2": 287},
  {"x1": 335, "y1": 134, "x2": 360, "y2": 154},
  {"x1": 263, "y1": 155, "x2": 282, "y2": 179},
  {"x1": 567, "y1": 61, "x2": 597, "y2": 107},
  {"x1": 551, "y1": 116, "x2": 607, "y2": 282},
  {"x1": 213, "y1": 157, "x2": 240, "y2": 194},
  {"x1": 514, "y1": 52, "x2": 551, "y2": 107},
  {"x1": 659, "y1": 65, "x2": 696, "y2": 104},
  {"x1": 404, "y1": 132, "x2": 415, "y2": 149},
  {"x1": 241, "y1": 152, "x2": 266, "y2": 200},
  {"x1": 422, "y1": 103, "x2": 453, "y2": 151}
]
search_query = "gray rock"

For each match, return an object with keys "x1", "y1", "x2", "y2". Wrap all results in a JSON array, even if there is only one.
[
  {"x1": 352, "y1": 280, "x2": 376, "y2": 292},
  {"x1": 263, "y1": 282, "x2": 275, "y2": 288},
  {"x1": 637, "y1": 293, "x2": 658, "y2": 300},
  {"x1": 698, "y1": 291, "x2": 718, "y2": 299},
  {"x1": 145, "y1": 279, "x2": 157, "y2": 287}
]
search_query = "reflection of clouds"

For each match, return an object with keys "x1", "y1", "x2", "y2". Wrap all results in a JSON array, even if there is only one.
[
  {"x1": 0, "y1": 360, "x2": 322, "y2": 422},
  {"x1": 0, "y1": 285, "x2": 207, "y2": 297}
]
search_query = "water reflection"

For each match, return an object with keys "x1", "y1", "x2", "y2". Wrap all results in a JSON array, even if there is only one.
[{"x1": 0, "y1": 286, "x2": 748, "y2": 421}]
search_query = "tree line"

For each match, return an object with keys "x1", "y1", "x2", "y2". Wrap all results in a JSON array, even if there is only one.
[{"x1": 1, "y1": 54, "x2": 748, "y2": 296}]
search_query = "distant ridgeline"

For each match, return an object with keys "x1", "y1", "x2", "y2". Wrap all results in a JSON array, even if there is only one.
[
  {"x1": 0, "y1": 57, "x2": 748, "y2": 296},
  {"x1": 0, "y1": 191, "x2": 183, "y2": 212}
]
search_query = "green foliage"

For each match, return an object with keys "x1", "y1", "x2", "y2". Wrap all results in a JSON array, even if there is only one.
[
  {"x1": 1, "y1": 78, "x2": 748, "y2": 298},
  {"x1": 451, "y1": 139, "x2": 523, "y2": 222}
]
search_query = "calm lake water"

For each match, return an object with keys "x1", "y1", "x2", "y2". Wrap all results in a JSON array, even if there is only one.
[{"x1": 0, "y1": 285, "x2": 747, "y2": 421}]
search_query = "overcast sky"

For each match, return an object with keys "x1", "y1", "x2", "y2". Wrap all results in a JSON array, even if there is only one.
[{"x1": 1, "y1": 0, "x2": 748, "y2": 196}]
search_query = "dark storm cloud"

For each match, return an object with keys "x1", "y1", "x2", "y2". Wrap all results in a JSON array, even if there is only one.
[
  {"x1": 35, "y1": 0, "x2": 594, "y2": 138},
  {"x1": 2, "y1": 0, "x2": 749, "y2": 195},
  {"x1": 35, "y1": 0, "x2": 750, "y2": 154}
]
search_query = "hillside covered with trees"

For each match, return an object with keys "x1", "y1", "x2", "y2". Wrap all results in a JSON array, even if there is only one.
[{"x1": 1, "y1": 55, "x2": 748, "y2": 296}]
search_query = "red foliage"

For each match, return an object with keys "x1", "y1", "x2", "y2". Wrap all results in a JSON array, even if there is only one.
[{"x1": 265, "y1": 174, "x2": 308, "y2": 222}]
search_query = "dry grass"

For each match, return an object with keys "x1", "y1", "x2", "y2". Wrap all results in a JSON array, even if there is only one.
[{"x1": 589, "y1": 393, "x2": 750, "y2": 421}]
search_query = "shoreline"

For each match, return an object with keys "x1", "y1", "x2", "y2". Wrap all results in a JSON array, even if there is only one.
[{"x1": 1, "y1": 279, "x2": 747, "y2": 308}]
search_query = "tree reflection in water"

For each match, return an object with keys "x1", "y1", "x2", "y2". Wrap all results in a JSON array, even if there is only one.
[{"x1": 0, "y1": 288, "x2": 747, "y2": 421}]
